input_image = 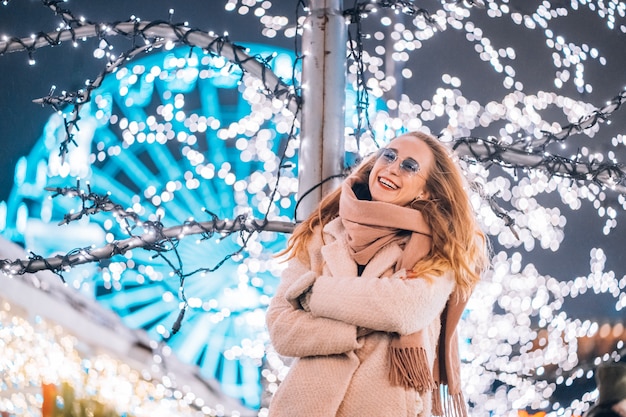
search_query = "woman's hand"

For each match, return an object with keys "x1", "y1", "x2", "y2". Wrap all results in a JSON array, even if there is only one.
[
  {"x1": 390, "y1": 268, "x2": 419, "y2": 279},
  {"x1": 405, "y1": 269, "x2": 419, "y2": 279}
]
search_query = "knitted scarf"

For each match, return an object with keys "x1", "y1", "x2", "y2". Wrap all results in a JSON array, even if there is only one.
[{"x1": 338, "y1": 176, "x2": 469, "y2": 417}]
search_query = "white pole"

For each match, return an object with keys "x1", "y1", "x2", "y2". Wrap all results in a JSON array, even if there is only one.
[
  {"x1": 298, "y1": 0, "x2": 346, "y2": 220},
  {"x1": 384, "y1": 9, "x2": 404, "y2": 121}
]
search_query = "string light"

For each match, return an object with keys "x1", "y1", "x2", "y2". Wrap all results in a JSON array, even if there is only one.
[
  {"x1": 0, "y1": 0, "x2": 625, "y2": 416},
  {"x1": 0, "y1": 300, "x2": 240, "y2": 416}
]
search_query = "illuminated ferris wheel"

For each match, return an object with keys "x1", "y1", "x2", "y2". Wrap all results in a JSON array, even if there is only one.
[{"x1": 2, "y1": 43, "x2": 299, "y2": 409}]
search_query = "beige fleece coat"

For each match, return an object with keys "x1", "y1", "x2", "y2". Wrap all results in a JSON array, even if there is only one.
[{"x1": 266, "y1": 217, "x2": 455, "y2": 417}]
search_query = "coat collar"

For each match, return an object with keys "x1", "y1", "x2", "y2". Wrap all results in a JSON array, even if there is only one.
[{"x1": 321, "y1": 217, "x2": 403, "y2": 278}]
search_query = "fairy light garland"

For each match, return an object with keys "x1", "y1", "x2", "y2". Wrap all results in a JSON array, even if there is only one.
[
  {"x1": 0, "y1": 1, "x2": 299, "y2": 160},
  {"x1": 0, "y1": 297, "x2": 240, "y2": 416},
  {"x1": 314, "y1": 2, "x2": 626, "y2": 416},
  {"x1": 1, "y1": 0, "x2": 304, "y2": 410},
  {"x1": 0, "y1": 179, "x2": 295, "y2": 343},
  {"x1": 1, "y1": 0, "x2": 625, "y2": 416},
  {"x1": 219, "y1": 2, "x2": 626, "y2": 416},
  {"x1": 453, "y1": 133, "x2": 626, "y2": 194}
]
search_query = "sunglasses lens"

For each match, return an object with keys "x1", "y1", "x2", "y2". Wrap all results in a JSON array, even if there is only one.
[
  {"x1": 377, "y1": 148, "x2": 420, "y2": 176},
  {"x1": 380, "y1": 148, "x2": 397, "y2": 163},
  {"x1": 400, "y1": 160, "x2": 420, "y2": 176}
]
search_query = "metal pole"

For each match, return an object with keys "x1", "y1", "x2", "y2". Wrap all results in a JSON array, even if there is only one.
[
  {"x1": 298, "y1": 0, "x2": 346, "y2": 220},
  {"x1": 384, "y1": 9, "x2": 404, "y2": 121}
]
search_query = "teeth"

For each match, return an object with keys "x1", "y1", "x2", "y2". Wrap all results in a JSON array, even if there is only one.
[{"x1": 379, "y1": 177, "x2": 398, "y2": 190}]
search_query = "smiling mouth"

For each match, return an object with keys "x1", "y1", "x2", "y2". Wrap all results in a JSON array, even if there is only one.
[{"x1": 378, "y1": 176, "x2": 398, "y2": 190}]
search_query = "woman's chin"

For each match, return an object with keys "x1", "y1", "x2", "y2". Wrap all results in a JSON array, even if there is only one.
[{"x1": 371, "y1": 190, "x2": 406, "y2": 206}]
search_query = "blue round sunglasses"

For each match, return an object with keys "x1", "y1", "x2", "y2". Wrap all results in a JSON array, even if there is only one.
[{"x1": 376, "y1": 148, "x2": 421, "y2": 177}]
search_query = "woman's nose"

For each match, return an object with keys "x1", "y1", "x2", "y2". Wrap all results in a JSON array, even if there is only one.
[{"x1": 385, "y1": 159, "x2": 402, "y2": 175}]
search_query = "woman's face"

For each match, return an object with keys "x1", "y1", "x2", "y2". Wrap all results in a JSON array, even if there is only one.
[{"x1": 368, "y1": 135, "x2": 434, "y2": 206}]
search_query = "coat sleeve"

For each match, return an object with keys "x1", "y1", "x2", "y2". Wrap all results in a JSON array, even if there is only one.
[
  {"x1": 307, "y1": 269, "x2": 456, "y2": 336},
  {"x1": 265, "y1": 258, "x2": 362, "y2": 358}
]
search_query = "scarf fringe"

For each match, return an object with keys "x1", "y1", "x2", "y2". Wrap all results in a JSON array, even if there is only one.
[
  {"x1": 432, "y1": 386, "x2": 468, "y2": 417},
  {"x1": 388, "y1": 346, "x2": 436, "y2": 392}
]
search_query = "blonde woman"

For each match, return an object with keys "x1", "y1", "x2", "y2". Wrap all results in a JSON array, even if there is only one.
[{"x1": 266, "y1": 131, "x2": 489, "y2": 417}]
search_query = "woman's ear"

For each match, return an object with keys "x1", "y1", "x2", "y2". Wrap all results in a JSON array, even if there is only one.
[{"x1": 419, "y1": 190, "x2": 430, "y2": 200}]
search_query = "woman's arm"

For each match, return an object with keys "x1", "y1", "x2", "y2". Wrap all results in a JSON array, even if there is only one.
[
  {"x1": 307, "y1": 269, "x2": 455, "y2": 335},
  {"x1": 265, "y1": 259, "x2": 362, "y2": 358}
]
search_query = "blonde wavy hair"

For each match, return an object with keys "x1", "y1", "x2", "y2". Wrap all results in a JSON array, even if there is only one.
[{"x1": 282, "y1": 131, "x2": 489, "y2": 299}]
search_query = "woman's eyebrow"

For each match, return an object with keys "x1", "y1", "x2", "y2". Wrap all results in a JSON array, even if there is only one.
[{"x1": 393, "y1": 149, "x2": 419, "y2": 162}]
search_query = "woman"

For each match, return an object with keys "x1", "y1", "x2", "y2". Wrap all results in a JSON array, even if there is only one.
[{"x1": 266, "y1": 131, "x2": 489, "y2": 417}]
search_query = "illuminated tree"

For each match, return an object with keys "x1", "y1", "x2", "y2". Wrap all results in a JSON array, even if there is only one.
[{"x1": 1, "y1": 1, "x2": 625, "y2": 416}]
